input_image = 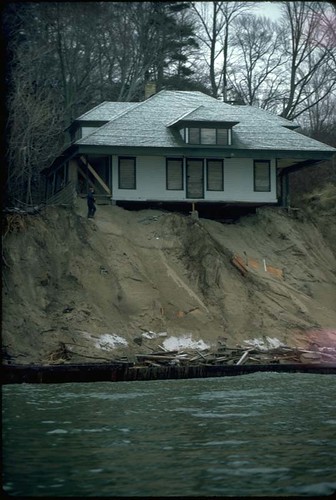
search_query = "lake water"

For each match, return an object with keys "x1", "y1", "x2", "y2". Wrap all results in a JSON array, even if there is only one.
[{"x1": 2, "y1": 372, "x2": 336, "y2": 496}]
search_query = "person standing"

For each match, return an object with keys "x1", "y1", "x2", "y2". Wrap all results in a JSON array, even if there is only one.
[{"x1": 87, "y1": 187, "x2": 96, "y2": 218}]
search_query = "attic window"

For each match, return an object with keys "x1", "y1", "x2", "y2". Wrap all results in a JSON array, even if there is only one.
[
  {"x1": 189, "y1": 128, "x2": 200, "y2": 144},
  {"x1": 201, "y1": 128, "x2": 216, "y2": 144},
  {"x1": 186, "y1": 127, "x2": 231, "y2": 145}
]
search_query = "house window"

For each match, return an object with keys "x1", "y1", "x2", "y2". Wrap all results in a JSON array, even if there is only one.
[
  {"x1": 217, "y1": 128, "x2": 228, "y2": 145},
  {"x1": 254, "y1": 160, "x2": 271, "y2": 192},
  {"x1": 189, "y1": 128, "x2": 200, "y2": 144},
  {"x1": 119, "y1": 157, "x2": 136, "y2": 189},
  {"x1": 166, "y1": 158, "x2": 183, "y2": 190},
  {"x1": 186, "y1": 127, "x2": 231, "y2": 145},
  {"x1": 207, "y1": 159, "x2": 224, "y2": 191},
  {"x1": 201, "y1": 128, "x2": 216, "y2": 145}
]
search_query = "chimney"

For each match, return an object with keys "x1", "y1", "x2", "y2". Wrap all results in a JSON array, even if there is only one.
[{"x1": 145, "y1": 82, "x2": 156, "y2": 100}]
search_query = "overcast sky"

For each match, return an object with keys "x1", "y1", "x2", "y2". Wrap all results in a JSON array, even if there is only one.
[{"x1": 253, "y1": 2, "x2": 282, "y2": 20}]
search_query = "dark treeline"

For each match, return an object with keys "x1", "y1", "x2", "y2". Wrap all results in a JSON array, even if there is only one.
[{"x1": 3, "y1": 1, "x2": 336, "y2": 205}]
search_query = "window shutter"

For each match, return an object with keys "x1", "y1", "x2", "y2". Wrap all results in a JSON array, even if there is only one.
[
  {"x1": 119, "y1": 157, "x2": 136, "y2": 189},
  {"x1": 166, "y1": 159, "x2": 183, "y2": 190},
  {"x1": 254, "y1": 161, "x2": 270, "y2": 191},
  {"x1": 207, "y1": 160, "x2": 223, "y2": 191}
]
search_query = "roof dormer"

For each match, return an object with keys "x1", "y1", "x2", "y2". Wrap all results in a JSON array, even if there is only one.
[{"x1": 167, "y1": 105, "x2": 239, "y2": 146}]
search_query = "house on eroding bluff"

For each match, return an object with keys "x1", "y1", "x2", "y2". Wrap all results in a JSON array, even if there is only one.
[{"x1": 43, "y1": 90, "x2": 336, "y2": 210}]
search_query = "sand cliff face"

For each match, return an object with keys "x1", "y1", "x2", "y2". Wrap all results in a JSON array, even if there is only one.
[{"x1": 2, "y1": 188, "x2": 336, "y2": 365}]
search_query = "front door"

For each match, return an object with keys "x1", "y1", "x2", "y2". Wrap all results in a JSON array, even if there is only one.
[{"x1": 186, "y1": 159, "x2": 204, "y2": 199}]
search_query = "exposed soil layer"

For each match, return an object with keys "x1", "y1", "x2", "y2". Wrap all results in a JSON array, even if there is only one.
[{"x1": 2, "y1": 185, "x2": 336, "y2": 365}]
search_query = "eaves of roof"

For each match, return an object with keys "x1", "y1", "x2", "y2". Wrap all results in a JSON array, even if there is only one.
[
  {"x1": 170, "y1": 119, "x2": 240, "y2": 128},
  {"x1": 75, "y1": 143, "x2": 335, "y2": 161}
]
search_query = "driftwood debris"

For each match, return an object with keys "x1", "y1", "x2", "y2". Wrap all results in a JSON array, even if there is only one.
[
  {"x1": 236, "y1": 350, "x2": 251, "y2": 365},
  {"x1": 133, "y1": 344, "x2": 336, "y2": 368}
]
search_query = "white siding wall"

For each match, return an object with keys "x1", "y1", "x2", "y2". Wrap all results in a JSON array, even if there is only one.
[{"x1": 111, "y1": 155, "x2": 277, "y2": 203}]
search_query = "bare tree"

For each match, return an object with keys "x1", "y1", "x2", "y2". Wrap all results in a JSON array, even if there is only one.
[
  {"x1": 4, "y1": 3, "x2": 64, "y2": 205},
  {"x1": 191, "y1": 1, "x2": 226, "y2": 97},
  {"x1": 218, "y1": 2, "x2": 251, "y2": 101},
  {"x1": 279, "y1": 1, "x2": 336, "y2": 120},
  {"x1": 191, "y1": 1, "x2": 250, "y2": 99},
  {"x1": 230, "y1": 14, "x2": 286, "y2": 107},
  {"x1": 40, "y1": 2, "x2": 106, "y2": 123},
  {"x1": 298, "y1": 75, "x2": 336, "y2": 146},
  {"x1": 7, "y1": 76, "x2": 63, "y2": 205},
  {"x1": 92, "y1": 2, "x2": 200, "y2": 102},
  {"x1": 308, "y1": 1, "x2": 336, "y2": 65},
  {"x1": 92, "y1": 2, "x2": 155, "y2": 101}
]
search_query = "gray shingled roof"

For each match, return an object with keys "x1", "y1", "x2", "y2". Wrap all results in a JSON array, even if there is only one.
[
  {"x1": 167, "y1": 105, "x2": 239, "y2": 126},
  {"x1": 76, "y1": 90, "x2": 335, "y2": 153},
  {"x1": 170, "y1": 103, "x2": 298, "y2": 129},
  {"x1": 77, "y1": 101, "x2": 138, "y2": 121}
]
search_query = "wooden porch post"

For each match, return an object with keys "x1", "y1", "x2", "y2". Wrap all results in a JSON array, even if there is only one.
[
  {"x1": 280, "y1": 171, "x2": 290, "y2": 207},
  {"x1": 68, "y1": 159, "x2": 79, "y2": 183}
]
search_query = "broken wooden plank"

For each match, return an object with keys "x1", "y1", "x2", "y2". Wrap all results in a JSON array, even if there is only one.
[
  {"x1": 150, "y1": 350, "x2": 178, "y2": 356},
  {"x1": 136, "y1": 354, "x2": 179, "y2": 361},
  {"x1": 247, "y1": 356, "x2": 262, "y2": 363},
  {"x1": 299, "y1": 352, "x2": 322, "y2": 363},
  {"x1": 267, "y1": 265, "x2": 284, "y2": 279},
  {"x1": 247, "y1": 257, "x2": 260, "y2": 270},
  {"x1": 144, "y1": 360, "x2": 162, "y2": 367},
  {"x1": 236, "y1": 351, "x2": 250, "y2": 366},
  {"x1": 320, "y1": 352, "x2": 336, "y2": 361},
  {"x1": 231, "y1": 255, "x2": 248, "y2": 276},
  {"x1": 214, "y1": 356, "x2": 231, "y2": 363},
  {"x1": 189, "y1": 355, "x2": 202, "y2": 362}
]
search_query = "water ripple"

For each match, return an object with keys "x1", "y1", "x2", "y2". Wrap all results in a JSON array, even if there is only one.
[{"x1": 3, "y1": 373, "x2": 336, "y2": 497}]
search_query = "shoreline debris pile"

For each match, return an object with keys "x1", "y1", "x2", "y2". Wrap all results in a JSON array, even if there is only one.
[{"x1": 121, "y1": 342, "x2": 336, "y2": 368}]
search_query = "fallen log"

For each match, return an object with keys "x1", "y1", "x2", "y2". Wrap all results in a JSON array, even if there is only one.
[
  {"x1": 321, "y1": 352, "x2": 336, "y2": 361},
  {"x1": 214, "y1": 356, "x2": 231, "y2": 363},
  {"x1": 136, "y1": 354, "x2": 179, "y2": 361},
  {"x1": 299, "y1": 352, "x2": 322, "y2": 363},
  {"x1": 189, "y1": 354, "x2": 202, "y2": 362},
  {"x1": 236, "y1": 351, "x2": 250, "y2": 366},
  {"x1": 144, "y1": 360, "x2": 162, "y2": 367},
  {"x1": 196, "y1": 350, "x2": 208, "y2": 360}
]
